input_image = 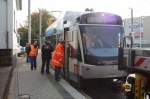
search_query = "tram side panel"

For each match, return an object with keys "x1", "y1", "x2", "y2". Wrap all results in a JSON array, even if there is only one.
[{"x1": 65, "y1": 26, "x2": 80, "y2": 83}]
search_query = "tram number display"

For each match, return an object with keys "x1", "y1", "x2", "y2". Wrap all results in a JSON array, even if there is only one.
[
  {"x1": 82, "y1": 13, "x2": 122, "y2": 25},
  {"x1": 86, "y1": 16, "x2": 103, "y2": 24}
]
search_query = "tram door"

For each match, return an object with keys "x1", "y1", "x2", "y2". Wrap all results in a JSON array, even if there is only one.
[{"x1": 64, "y1": 29, "x2": 70, "y2": 79}]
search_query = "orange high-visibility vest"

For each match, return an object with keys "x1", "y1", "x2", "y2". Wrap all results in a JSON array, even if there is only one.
[
  {"x1": 51, "y1": 43, "x2": 64, "y2": 68},
  {"x1": 29, "y1": 45, "x2": 38, "y2": 56}
]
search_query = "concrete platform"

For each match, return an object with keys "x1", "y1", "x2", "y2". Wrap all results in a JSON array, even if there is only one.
[
  {"x1": 0, "y1": 66, "x2": 13, "y2": 99},
  {"x1": 7, "y1": 55, "x2": 87, "y2": 99}
]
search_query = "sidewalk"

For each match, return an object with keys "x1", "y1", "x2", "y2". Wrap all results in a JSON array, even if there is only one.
[
  {"x1": 0, "y1": 66, "x2": 13, "y2": 99},
  {"x1": 7, "y1": 54, "x2": 87, "y2": 99}
]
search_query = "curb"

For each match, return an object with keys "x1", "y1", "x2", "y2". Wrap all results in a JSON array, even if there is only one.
[{"x1": 1, "y1": 66, "x2": 14, "y2": 99}]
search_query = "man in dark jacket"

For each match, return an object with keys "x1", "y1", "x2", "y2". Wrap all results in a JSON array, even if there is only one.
[{"x1": 41, "y1": 40, "x2": 53, "y2": 74}]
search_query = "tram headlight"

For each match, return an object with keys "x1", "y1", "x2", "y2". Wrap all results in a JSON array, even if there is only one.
[{"x1": 122, "y1": 83, "x2": 132, "y2": 92}]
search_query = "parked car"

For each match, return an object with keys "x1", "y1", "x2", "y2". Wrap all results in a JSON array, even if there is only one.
[{"x1": 17, "y1": 45, "x2": 25, "y2": 56}]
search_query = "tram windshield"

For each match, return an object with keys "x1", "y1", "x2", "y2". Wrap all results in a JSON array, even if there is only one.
[{"x1": 79, "y1": 25, "x2": 124, "y2": 65}]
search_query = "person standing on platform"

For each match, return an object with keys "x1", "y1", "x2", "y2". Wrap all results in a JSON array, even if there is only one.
[
  {"x1": 29, "y1": 41, "x2": 38, "y2": 70},
  {"x1": 41, "y1": 40, "x2": 53, "y2": 74},
  {"x1": 25, "y1": 43, "x2": 31, "y2": 63},
  {"x1": 51, "y1": 41, "x2": 64, "y2": 81}
]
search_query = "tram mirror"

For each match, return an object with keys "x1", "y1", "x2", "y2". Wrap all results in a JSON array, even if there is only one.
[
  {"x1": 64, "y1": 27, "x2": 69, "y2": 32},
  {"x1": 63, "y1": 20, "x2": 67, "y2": 24}
]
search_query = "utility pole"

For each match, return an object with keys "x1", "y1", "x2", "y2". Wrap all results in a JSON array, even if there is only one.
[
  {"x1": 140, "y1": 16, "x2": 144, "y2": 48},
  {"x1": 28, "y1": 0, "x2": 31, "y2": 43},
  {"x1": 129, "y1": 8, "x2": 134, "y2": 40},
  {"x1": 130, "y1": 8, "x2": 133, "y2": 33},
  {"x1": 39, "y1": 9, "x2": 42, "y2": 48}
]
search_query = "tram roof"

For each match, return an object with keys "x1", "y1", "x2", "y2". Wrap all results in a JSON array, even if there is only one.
[
  {"x1": 45, "y1": 11, "x2": 84, "y2": 37},
  {"x1": 45, "y1": 11, "x2": 122, "y2": 37}
]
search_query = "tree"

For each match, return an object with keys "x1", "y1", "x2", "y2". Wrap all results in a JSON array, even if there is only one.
[
  {"x1": 18, "y1": 9, "x2": 55, "y2": 46},
  {"x1": 18, "y1": 26, "x2": 28, "y2": 46}
]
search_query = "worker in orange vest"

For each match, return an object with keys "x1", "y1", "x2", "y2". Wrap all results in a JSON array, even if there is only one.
[
  {"x1": 29, "y1": 41, "x2": 38, "y2": 70},
  {"x1": 51, "y1": 41, "x2": 64, "y2": 81}
]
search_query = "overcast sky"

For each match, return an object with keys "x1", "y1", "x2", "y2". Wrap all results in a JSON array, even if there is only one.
[{"x1": 17, "y1": 0, "x2": 150, "y2": 26}]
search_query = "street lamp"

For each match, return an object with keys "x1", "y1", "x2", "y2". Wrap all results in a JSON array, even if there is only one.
[
  {"x1": 39, "y1": 9, "x2": 42, "y2": 48},
  {"x1": 129, "y1": 8, "x2": 133, "y2": 33},
  {"x1": 28, "y1": 0, "x2": 31, "y2": 43},
  {"x1": 140, "y1": 16, "x2": 144, "y2": 48},
  {"x1": 129, "y1": 8, "x2": 134, "y2": 43}
]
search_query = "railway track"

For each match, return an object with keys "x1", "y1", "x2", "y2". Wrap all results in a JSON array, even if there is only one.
[{"x1": 80, "y1": 79, "x2": 126, "y2": 99}]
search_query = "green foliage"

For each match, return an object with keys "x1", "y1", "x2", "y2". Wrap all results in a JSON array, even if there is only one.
[
  {"x1": 18, "y1": 26, "x2": 28, "y2": 46},
  {"x1": 18, "y1": 9, "x2": 55, "y2": 46}
]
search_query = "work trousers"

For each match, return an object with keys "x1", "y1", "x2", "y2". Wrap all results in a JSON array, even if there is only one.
[
  {"x1": 55, "y1": 67, "x2": 62, "y2": 81},
  {"x1": 30, "y1": 56, "x2": 37, "y2": 70},
  {"x1": 41, "y1": 57, "x2": 50, "y2": 73},
  {"x1": 26, "y1": 55, "x2": 30, "y2": 62}
]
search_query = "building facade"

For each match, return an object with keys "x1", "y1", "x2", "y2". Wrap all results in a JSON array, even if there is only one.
[
  {"x1": 124, "y1": 16, "x2": 150, "y2": 47},
  {"x1": 0, "y1": 0, "x2": 22, "y2": 66}
]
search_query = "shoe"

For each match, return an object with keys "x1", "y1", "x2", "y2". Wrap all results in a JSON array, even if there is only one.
[
  {"x1": 41, "y1": 71, "x2": 44, "y2": 74},
  {"x1": 55, "y1": 78, "x2": 60, "y2": 82},
  {"x1": 46, "y1": 71, "x2": 50, "y2": 74},
  {"x1": 55, "y1": 79, "x2": 60, "y2": 82},
  {"x1": 47, "y1": 73, "x2": 51, "y2": 76}
]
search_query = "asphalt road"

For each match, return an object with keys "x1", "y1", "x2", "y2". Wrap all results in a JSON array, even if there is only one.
[{"x1": 82, "y1": 79, "x2": 126, "y2": 99}]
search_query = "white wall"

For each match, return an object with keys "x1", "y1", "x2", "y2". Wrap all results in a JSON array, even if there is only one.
[
  {"x1": 0, "y1": 0, "x2": 20, "y2": 52},
  {"x1": 13, "y1": 0, "x2": 19, "y2": 50},
  {"x1": 0, "y1": 0, "x2": 7, "y2": 49},
  {"x1": 8, "y1": 0, "x2": 14, "y2": 49},
  {"x1": 124, "y1": 16, "x2": 150, "y2": 45},
  {"x1": 143, "y1": 16, "x2": 150, "y2": 42}
]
